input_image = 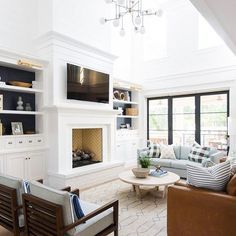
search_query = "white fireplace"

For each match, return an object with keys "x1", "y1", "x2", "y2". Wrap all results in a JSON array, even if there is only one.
[{"x1": 39, "y1": 32, "x2": 125, "y2": 189}]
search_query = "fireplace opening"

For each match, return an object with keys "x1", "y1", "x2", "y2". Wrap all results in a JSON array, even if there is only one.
[{"x1": 72, "y1": 128, "x2": 103, "y2": 168}]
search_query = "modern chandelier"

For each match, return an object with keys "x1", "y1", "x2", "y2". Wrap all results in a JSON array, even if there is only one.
[{"x1": 100, "y1": 0, "x2": 163, "y2": 36}]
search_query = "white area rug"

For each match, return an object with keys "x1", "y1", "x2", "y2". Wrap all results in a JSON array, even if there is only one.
[{"x1": 81, "y1": 180, "x2": 167, "y2": 236}]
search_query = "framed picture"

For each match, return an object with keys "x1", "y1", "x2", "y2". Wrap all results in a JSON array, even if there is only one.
[
  {"x1": 11, "y1": 122, "x2": 23, "y2": 135},
  {"x1": 0, "y1": 94, "x2": 3, "y2": 110}
]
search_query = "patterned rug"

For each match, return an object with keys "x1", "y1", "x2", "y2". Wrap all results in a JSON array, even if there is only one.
[{"x1": 81, "y1": 180, "x2": 167, "y2": 236}]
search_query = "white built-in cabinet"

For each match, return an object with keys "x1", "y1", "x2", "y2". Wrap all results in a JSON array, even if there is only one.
[
  {"x1": 113, "y1": 80, "x2": 143, "y2": 165},
  {"x1": 5, "y1": 151, "x2": 45, "y2": 180},
  {"x1": 0, "y1": 50, "x2": 47, "y2": 180}
]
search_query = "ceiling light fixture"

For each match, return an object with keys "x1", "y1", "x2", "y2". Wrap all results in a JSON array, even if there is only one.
[{"x1": 100, "y1": 0, "x2": 163, "y2": 36}]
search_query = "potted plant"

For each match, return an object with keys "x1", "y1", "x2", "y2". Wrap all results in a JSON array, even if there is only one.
[
  {"x1": 132, "y1": 156, "x2": 151, "y2": 178},
  {"x1": 139, "y1": 156, "x2": 151, "y2": 169}
]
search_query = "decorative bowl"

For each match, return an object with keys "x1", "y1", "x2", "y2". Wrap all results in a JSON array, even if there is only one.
[
  {"x1": 7, "y1": 81, "x2": 32, "y2": 88},
  {"x1": 132, "y1": 168, "x2": 149, "y2": 178}
]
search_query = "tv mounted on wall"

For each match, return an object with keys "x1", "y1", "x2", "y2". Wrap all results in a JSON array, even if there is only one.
[{"x1": 67, "y1": 63, "x2": 110, "y2": 104}]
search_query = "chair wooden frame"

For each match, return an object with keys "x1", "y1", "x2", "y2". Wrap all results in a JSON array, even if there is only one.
[
  {"x1": 0, "y1": 184, "x2": 23, "y2": 236},
  {"x1": 0, "y1": 179, "x2": 44, "y2": 235},
  {"x1": 22, "y1": 190, "x2": 119, "y2": 236}
]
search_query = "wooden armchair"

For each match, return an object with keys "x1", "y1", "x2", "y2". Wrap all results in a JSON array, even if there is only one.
[
  {"x1": 22, "y1": 181, "x2": 119, "y2": 236},
  {"x1": 0, "y1": 176, "x2": 43, "y2": 236},
  {"x1": 0, "y1": 175, "x2": 71, "y2": 236}
]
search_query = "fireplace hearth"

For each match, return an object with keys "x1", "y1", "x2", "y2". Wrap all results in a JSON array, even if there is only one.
[
  {"x1": 72, "y1": 128, "x2": 103, "y2": 168},
  {"x1": 72, "y1": 148, "x2": 102, "y2": 167}
]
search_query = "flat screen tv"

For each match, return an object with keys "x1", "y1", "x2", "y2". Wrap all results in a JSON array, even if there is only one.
[{"x1": 67, "y1": 63, "x2": 109, "y2": 103}]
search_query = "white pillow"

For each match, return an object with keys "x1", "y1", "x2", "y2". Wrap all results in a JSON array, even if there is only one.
[{"x1": 160, "y1": 145, "x2": 176, "y2": 159}]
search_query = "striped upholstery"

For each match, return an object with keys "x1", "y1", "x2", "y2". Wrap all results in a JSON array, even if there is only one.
[{"x1": 187, "y1": 161, "x2": 231, "y2": 191}]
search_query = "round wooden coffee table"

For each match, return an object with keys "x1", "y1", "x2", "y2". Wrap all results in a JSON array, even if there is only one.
[{"x1": 119, "y1": 170, "x2": 180, "y2": 198}]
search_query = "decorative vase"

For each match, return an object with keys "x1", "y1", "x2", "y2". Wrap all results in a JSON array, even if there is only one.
[
  {"x1": 16, "y1": 96, "x2": 24, "y2": 111},
  {"x1": 25, "y1": 103, "x2": 32, "y2": 111}
]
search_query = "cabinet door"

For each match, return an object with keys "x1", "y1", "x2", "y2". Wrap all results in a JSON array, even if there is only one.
[
  {"x1": 27, "y1": 152, "x2": 45, "y2": 180},
  {"x1": 0, "y1": 155, "x2": 4, "y2": 174},
  {"x1": 5, "y1": 153, "x2": 27, "y2": 179},
  {"x1": 130, "y1": 141, "x2": 138, "y2": 160},
  {"x1": 116, "y1": 142, "x2": 126, "y2": 161}
]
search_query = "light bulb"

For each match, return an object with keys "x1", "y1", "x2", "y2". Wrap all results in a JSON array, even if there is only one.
[
  {"x1": 99, "y1": 17, "x2": 106, "y2": 24},
  {"x1": 140, "y1": 26, "x2": 145, "y2": 34},
  {"x1": 156, "y1": 9, "x2": 163, "y2": 17},
  {"x1": 120, "y1": 28, "x2": 125, "y2": 37},
  {"x1": 113, "y1": 19, "x2": 120, "y2": 27},
  {"x1": 135, "y1": 15, "x2": 142, "y2": 25},
  {"x1": 117, "y1": 0, "x2": 125, "y2": 5},
  {"x1": 105, "y1": 0, "x2": 113, "y2": 3}
]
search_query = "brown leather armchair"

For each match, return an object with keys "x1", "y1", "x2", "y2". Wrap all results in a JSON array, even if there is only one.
[{"x1": 167, "y1": 182, "x2": 236, "y2": 236}]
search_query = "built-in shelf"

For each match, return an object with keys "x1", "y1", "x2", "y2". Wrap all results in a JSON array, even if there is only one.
[
  {"x1": 0, "y1": 110, "x2": 43, "y2": 115},
  {"x1": 113, "y1": 99, "x2": 138, "y2": 105},
  {"x1": 117, "y1": 115, "x2": 139, "y2": 119},
  {"x1": 0, "y1": 84, "x2": 43, "y2": 94}
]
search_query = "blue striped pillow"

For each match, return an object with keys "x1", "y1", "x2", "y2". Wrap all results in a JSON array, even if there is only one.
[
  {"x1": 187, "y1": 161, "x2": 231, "y2": 191},
  {"x1": 70, "y1": 194, "x2": 85, "y2": 220}
]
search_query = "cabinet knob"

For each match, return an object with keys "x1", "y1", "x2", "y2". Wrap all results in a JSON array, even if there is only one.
[
  {"x1": 25, "y1": 158, "x2": 27, "y2": 160},
  {"x1": 19, "y1": 141, "x2": 23, "y2": 144},
  {"x1": 29, "y1": 140, "x2": 33, "y2": 143},
  {"x1": 8, "y1": 142, "x2": 13, "y2": 145},
  {"x1": 37, "y1": 139, "x2": 42, "y2": 143}
]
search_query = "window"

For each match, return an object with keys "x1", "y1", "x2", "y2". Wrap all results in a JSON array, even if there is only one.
[
  {"x1": 147, "y1": 91, "x2": 229, "y2": 150},
  {"x1": 148, "y1": 98, "x2": 168, "y2": 144},
  {"x1": 200, "y1": 94, "x2": 228, "y2": 150},
  {"x1": 173, "y1": 97, "x2": 195, "y2": 146}
]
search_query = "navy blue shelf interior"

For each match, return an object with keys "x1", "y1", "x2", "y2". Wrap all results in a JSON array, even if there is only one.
[
  {"x1": 0, "y1": 65, "x2": 36, "y2": 135},
  {"x1": 113, "y1": 89, "x2": 132, "y2": 129}
]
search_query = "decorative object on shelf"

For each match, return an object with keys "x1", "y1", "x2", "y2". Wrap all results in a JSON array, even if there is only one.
[
  {"x1": 125, "y1": 91, "x2": 130, "y2": 101},
  {"x1": 120, "y1": 123, "x2": 127, "y2": 129},
  {"x1": 7, "y1": 81, "x2": 32, "y2": 88},
  {"x1": 17, "y1": 59, "x2": 42, "y2": 69},
  {"x1": 117, "y1": 107, "x2": 123, "y2": 115},
  {"x1": 100, "y1": 0, "x2": 163, "y2": 36},
  {"x1": 126, "y1": 123, "x2": 130, "y2": 129},
  {"x1": 16, "y1": 96, "x2": 24, "y2": 111},
  {"x1": 0, "y1": 94, "x2": 3, "y2": 110},
  {"x1": 132, "y1": 167, "x2": 149, "y2": 178},
  {"x1": 126, "y1": 108, "x2": 138, "y2": 116},
  {"x1": 11, "y1": 122, "x2": 23, "y2": 135},
  {"x1": 120, "y1": 92, "x2": 125, "y2": 100},
  {"x1": 113, "y1": 90, "x2": 120, "y2": 100},
  {"x1": 0, "y1": 119, "x2": 2, "y2": 136},
  {"x1": 25, "y1": 103, "x2": 32, "y2": 111}
]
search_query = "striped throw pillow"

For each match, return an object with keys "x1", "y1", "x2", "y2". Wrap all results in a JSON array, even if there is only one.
[
  {"x1": 188, "y1": 142, "x2": 210, "y2": 163},
  {"x1": 187, "y1": 161, "x2": 231, "y2": 191}
]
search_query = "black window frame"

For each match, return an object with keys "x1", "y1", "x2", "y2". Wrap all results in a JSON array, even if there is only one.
[{"x1": 147, "y1": 90, "x2": 229, "y2": 146}]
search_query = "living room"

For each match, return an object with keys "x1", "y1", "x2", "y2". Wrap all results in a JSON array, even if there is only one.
[{"x1": 0, "y1": 0, "x2": 236, "y2": 235}]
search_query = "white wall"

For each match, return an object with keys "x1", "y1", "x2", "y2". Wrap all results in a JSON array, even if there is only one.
[
  {"x1": 139, "y1": 0, "x2": 236, "y2": 87},
  {"x1": 0, "y1": 0, "x2": 38, "y2": 53},
  {"x1": 53, "y1": 0, "x2": 112, "y2": 53}
]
